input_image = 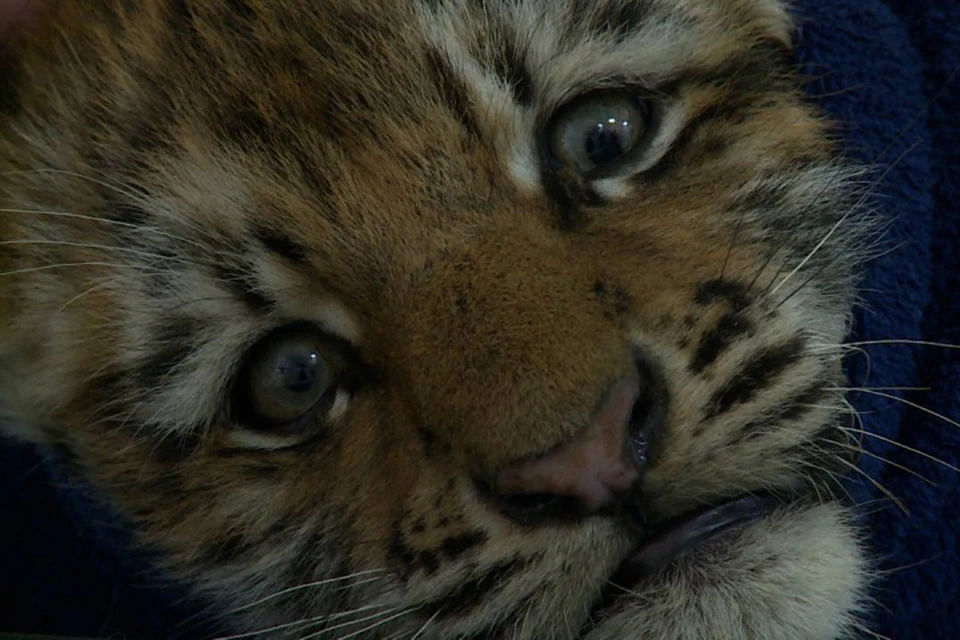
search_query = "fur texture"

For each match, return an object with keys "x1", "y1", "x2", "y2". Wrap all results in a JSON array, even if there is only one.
[{"x1": 0, "y1": 1, "x2": 875, "y2": 637}]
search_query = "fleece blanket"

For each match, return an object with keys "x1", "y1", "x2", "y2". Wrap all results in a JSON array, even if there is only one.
[{"x1": 1, "y1": 0, "x2": 958, "y2": 637}]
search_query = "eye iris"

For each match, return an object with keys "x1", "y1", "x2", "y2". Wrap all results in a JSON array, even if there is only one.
[
  {"x1": 551, "y1": 93, "x2": 648, "y2": 174},
  {"x1": 245, "y1": 332, "x2": 335, "y2": 426}
]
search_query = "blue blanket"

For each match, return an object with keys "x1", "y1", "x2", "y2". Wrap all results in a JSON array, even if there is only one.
[{"x1": 1, "y1": 0, "x2": 958, "y2": 637}]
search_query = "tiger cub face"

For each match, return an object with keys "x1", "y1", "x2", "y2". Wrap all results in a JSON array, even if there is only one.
[{"x1": 0, "y1": 0, "x2": 873, "y2": 638}]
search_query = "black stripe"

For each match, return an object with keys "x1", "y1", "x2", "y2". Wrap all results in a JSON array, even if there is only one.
[
  {"x1": 689, "y1": 312, "x2": 754, "y2": 374},
  {"x1": 583, "y1": 0, "x2": 657, "y2": 41},
  {"x1": 637, "y1": 100, "x2": 754, "y2": 183},
  {"x1": 0, "y1": 53, "x2": 22, "y2": 117},
  {"x1": 491, "y1": 36, "x2": 534, "y2": 106},
  {"x1": 730, "y1": 381, "x2": 827, "y2": 444},
  {"x1": 213, "y1": 259, "x2": 274, "y2": 311},
  {"x1": 146, "y1": 432, "x2": 204, "y2": 463},
  {"x1": 440, "y1": 531, "x2": 488, "y2": 561},
  {"x1": 138, "y1": 316, "x2": 199, "y2": 388},
  {"x1": 725, "y1": 179, "x2": 791, "y2": 216},
  {"x1": 705, "y1": 337, "x2": 806, "y2": 418},
  {"x1": 253, "y1": 225, "x2": 310, "y2": 264},
  {"x1": 426, "y1": 48, "x2": 482, "y2": 139},
  {"x1": 421, "y1": 559, "x2": 525, "y2": 618},
  {"x1": 695, "y1": 278, "x2": 751, "y2": 311},
  {"x1": 541, "y1": 167, "x2": 589, "y2": 231},
  {"x1": 220, "y1": 99, "x2": 272, "y2": 150},
  {"x1": 390, "y1": 518, "x2": 441, "y2": 577},
  {"x1": 202, "y1": 531, "x2": 256, "y2": 566}
]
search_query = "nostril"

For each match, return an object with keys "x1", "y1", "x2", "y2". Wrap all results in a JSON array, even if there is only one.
[
  {"x1": 629, "y1": 394, "x2": 653, "y2": 467},
  {"x1": 628, "y1": 349, "x2": 669, "y2": 469}
]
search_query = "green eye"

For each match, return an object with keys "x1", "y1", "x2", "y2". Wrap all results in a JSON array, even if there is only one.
[
  {"x1": 237, "y1": 326, "x2": 342, "y2": 429},
  {"x1": 549, "y1": 92, "x2": 651, "y2": 175}
]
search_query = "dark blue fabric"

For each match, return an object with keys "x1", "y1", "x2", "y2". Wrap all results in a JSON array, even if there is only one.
[
  {"x1": 1, "y1": 0, "x2": 958, "y2": 637},
  {"x1": 796, "y1": 1, "x2": 960, "y2": 637}
]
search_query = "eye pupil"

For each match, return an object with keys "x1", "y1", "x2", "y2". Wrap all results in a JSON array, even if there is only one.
[
  {"x1": 584, "y1": 125, "x2": 626, "y2": 166},
  {"x1": 279, "y1": 352, "x2": 322, "y2": 394}
]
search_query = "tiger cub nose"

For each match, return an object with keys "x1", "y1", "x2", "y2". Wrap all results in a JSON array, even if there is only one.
[{"x1": 495, "y1": 373, "x2": 658, "y2": 514}]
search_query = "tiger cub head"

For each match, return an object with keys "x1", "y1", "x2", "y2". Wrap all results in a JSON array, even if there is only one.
[{"x1": 0, "y1": 1, "x2": 873, "y2": 638}]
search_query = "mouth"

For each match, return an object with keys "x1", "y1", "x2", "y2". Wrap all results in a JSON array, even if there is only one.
[{"x1": 588, "y1": 495, "x2": 778, "y2": 621}]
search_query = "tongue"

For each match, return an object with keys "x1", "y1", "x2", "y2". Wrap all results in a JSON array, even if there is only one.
[{"x1": 613, "y1": 495, "x2": 777, "y2": 583}]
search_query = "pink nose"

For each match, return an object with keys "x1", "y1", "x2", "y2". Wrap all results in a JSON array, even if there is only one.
[{"x1": 495, "y1": 377, "x2": 645, "y2": 513}]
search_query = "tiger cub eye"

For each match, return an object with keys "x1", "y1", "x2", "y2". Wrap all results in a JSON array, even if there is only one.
[
  {"x1": 240, "y1": 327, "x2": 342, "y2": 429},
  {"x1": 549, "y1": 92, "x2": 652, "y2": 175}
]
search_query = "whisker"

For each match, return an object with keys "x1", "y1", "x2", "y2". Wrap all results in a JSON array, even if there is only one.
[
  {"x1": 221, "y1": 569, "x2": 390, "y2": 617},
  {"x1": 0, "y1": 238, "x2": 206, "y2": 267},
  {"x1": 835, "y1": 426, "x2": 960, "y2": 476},
  {"x1": 56, "y1": 276, "x2": 116, "y2": 312},
  {"x1": 409, "y1": 609, "x2": 442, "y2": 640},
  {"x1": 0, "y1": 208, "x2": 214, "y2": 252},
  {"x1": 837, "y1": 386, "x2": 932, "y2": 393},
  {"x1": 820, "y1": 438, "x2": 936, "y2": 486},
  {"x1": 830, "y1": 455, "x2": 908, "y2": 516},
  {"x1": 719, "y1": 201, "x2": 748, "y2": 281},
  {"x1": 851, "y1": 389, "x2": 960, "y2": 431},
  {"x1": 0, "y1": 262, "x2": 166, "y2": 277},
  {"x1": 875, "y1": 554, "x2": 942, "y2": 577},
  {"x1": 212, "y1": 602, "x2": 397, "y2": 640},
  {"x1": 843, "y1": 339, "x2": 960, "y2": 350},
  {"x1": 768, "y1": 138, "x2": 922, "y2": 300},
  {"x1": 334, "y1": 608, "x2": 421, "y2": 640},
  {"x1": 297, "y1": 606, "x2": 414, "y2": 640}
]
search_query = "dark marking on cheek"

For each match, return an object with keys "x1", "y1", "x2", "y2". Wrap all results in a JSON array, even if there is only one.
[
  {"x1": 455, "y1": 293, "x2": 470, "y2": 316},
  {"x1": 417, "y1": 426, "x2": 452, "y2": 459},
  {"x1": 390, "y1": 519, "x2": 440, "y2": 577},
  {"x1": 492, "y1": 37, "x2": 534, "y2": 106},
  {"x1": 253, "y1": 225, "x2": 311, "y2": 265},
  {"x1": 221, "y1": 100, "x2": 272, "y2": 150},
  {"x1": 726, "y1": 180, "x2": 790, "y2": 216},
  {"x1": 0, "y1": 57, "x2": 22, "y2": 116},
  {"x1": 425, "y1": 48, "x2": 482, "y2": 139},
  {"x1": 689, "y1": 313, "x2": 754, "y2": 374},
  {"x1": 225, "y1": 0, "x2": 256, "y2": 23},
  {"x1": 541, "y1": 168, "x2": 588, "y2": 231},
  {"x1": 138, "y1": 316, "x2": 200, "y2": 388},
  {"x1": 705, "y1": 336, "x2": 807, "y2": 418},
  {"x1": 107, "y1": 199, "x2": 152, "y2": 227},
  {"x1": 421, "y1": 559, "x2": 525, "y2": 618},
  {"x1": 202, "y1": 531, "x2": 255, "y2": 566},
  {"x1": 695, "y1": 279, "x2": 751, "y2": 311},
  {"x1": 146, "y1": 431, "x2": 204, "y2": 463},
  {"x1": 613, "y1": 287, "x2": 633, "y2": 315},
  {"x1": 582, "y1": 0, "x2": 658, "y2": 42},
  {"x1": 440, "y1": 531, "x2": 488, "y2": 560},
  {"x1": 390, "y1": 522, "x2": 418, "y2": 579},
  {"x1": 731, "y1": 381, "x2": 827, "y2": 444},
  {"x1": 213, "y1": 260, "x2": 274, "y2": 311},
  {"x1": 701, "y1": 135, "x2": 731, "y2": 157}
]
